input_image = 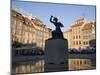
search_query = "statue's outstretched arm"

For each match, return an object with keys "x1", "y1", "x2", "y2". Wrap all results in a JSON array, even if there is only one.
[{"x1": 50, "y1": 16, "x2": 54, "y2": 23}]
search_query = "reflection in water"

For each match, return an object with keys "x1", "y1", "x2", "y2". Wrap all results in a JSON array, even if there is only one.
[
  {"x1": 15, "y1": 59, "x2": 44, "y2": 73},
  {"x1": 69, "y1": 59, "x2": 92, "y2": 70},
  {"x1": 13, "y1": 58, "x2": 94, "y2": 74},
  {"x1": 15, "y1": 60, "x2": 44, "y2": 74}
]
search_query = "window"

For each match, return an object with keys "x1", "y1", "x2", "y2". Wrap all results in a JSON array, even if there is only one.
[
  {"x1": 76, "y1": 36, "x2": 78, "y2": 39},
  {"x1": 73, "y1": 61, "x2": 76, "y2": 65},
  {"x1": 83, "y1": 41, "x2": 85, "y2": 45},
  {"x1": 79, "y1": 35, "x2": 80, "y2": 39},
  {"x1": 77, "y1": 60, "x2": 79, "y2": 65},
  {"x1": 80, "y1": 60, "x2": 82, "y2": 65},
  {"x1": 79, "y1": 41, "x2": 81, "y2": 44},
  {"x1": 23, "y1": 21, "x2": 26, "y2": 24},
  {"x1": 84, "y1": 60, "x2": 87, "y2": 64},
  {"x1": 76, "y1": 41, "x2": 78, "y2": 45}
]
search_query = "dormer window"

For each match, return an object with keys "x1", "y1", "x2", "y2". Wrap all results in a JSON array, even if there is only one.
[
  {"x1": 12, "y1": 13, "x2": 16, "y2": 17},
  {"x1": 23, "y1": 21, "x2": 26, "y2": 24}
]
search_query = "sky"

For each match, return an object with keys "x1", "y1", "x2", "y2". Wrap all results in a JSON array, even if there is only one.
[{"x1": 11, "y1": 1, "x2": 96, "y2": 32}]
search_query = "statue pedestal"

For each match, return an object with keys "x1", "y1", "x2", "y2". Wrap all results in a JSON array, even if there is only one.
[{"x1": 45, "y1": 39, "x2": 68, "y2": 72}]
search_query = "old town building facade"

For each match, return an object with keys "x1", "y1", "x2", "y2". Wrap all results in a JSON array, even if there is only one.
[
  {"x1": 11, "y1": 9, "x2": 51, "y2": 49},
  {"x1": 64, "y1": 17, "x2": 96, "y2": 50}
]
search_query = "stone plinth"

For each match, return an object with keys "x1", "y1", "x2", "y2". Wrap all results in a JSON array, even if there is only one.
[{"x1": 44, "y1": 39, "x2": 68, "y2": 72}]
